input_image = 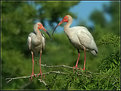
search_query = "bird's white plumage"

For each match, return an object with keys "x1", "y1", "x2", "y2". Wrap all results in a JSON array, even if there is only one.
[
  {"x1": 27, "y1": 23, "x2": 46, "y2": 55},
  {"x1": 65, "y1": 26, "x2": 98, "y2": 55},
  {"x1": 27, "y1": 32, "x2": 45, "y2": 55},
  {"x1": 27, "y1": 36, "x2": 32, "y2": 50}
]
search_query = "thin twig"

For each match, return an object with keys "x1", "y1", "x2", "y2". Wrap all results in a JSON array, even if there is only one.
[
  {"x1": 6, "y1": 75, "x2": 31, "y2": 83},
  {"x1": 41, "y1": 64, "x2": 73, "y2": 69},
  {"x1": 44, "y1": 70, "x2": 67, "y2": 75},
  {"x1": 38, "y1": 79, "x2": 50, "y2": 90},
  {"x1": 38, "y1": 79, "x2": 47, "y2": 86},
  {"x1": 41, "y1": 64, "x2": 101, "y2": 75}
]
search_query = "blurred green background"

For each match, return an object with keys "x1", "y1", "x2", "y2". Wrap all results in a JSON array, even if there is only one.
[{"x1": 1, "y1": 1, "x2": 120, "y2": 90}]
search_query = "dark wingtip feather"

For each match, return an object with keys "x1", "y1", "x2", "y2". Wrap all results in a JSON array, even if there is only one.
[{"x1": 91, "y1": 50, "x2": 98, "y2": 56}]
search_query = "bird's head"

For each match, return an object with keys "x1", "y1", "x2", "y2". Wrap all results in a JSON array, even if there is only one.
[
  {"x1": 52, "y1": 15, "x2": 72, "y2": 35},
  {"x1": 36, "y1": 22, "x2": 46, "y2": 31},
  {"x1": 35, "y1": 22, "x2": 51, "y2": 38}
]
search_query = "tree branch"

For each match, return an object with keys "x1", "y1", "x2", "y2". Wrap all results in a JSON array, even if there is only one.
[
  {"x1": 5, "y1": 71, "x2": 67, "y2": 83},
  {"x1": 5, "y1": 64, "x2": 100, "y2": 87},
  {"x1": 5, "y1": 63, "x2": 73, "y2": 83},
  {"x1": 41, "y1": 64, "x2": 73, "y2": 69}
]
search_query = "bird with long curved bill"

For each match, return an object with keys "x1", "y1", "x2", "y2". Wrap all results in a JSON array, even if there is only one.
[
  {"x1": 52, "y1": 15, "x2": 98, "y2": 71},
  {"x1": 27, "y1": 22, "x2": 51, "y2": 79}
]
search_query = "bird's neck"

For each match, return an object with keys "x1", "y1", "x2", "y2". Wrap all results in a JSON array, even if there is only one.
[
  {"x1": 64, "y1": 18, "x2": 72, "y2": 35},
  {"x1": 34, "y1": 28, "x2": 42, "y2": 38},
  {"x1": 64, "y1": 18, "x2": 72, "y2": 31}
]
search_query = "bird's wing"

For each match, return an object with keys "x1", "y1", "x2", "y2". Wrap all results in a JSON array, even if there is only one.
[
  {"x1": 27, "y1": 36, "x2": 32, "y2": 50},
  {"x1": 77, "y1": 31, "x2": 92, "y2": 48},
  {"x1": 42, "y1": 34, "x2": 45, "y2": 50},
  {"x1": 70, "y1": 26, "x2": 96, "y2": 49},
  {"x1": 73, "y1": 26, "x2": 93, "y2": 39},
  {"x1": 76, "y1": 27, "x2": 98, "y2": 52}
]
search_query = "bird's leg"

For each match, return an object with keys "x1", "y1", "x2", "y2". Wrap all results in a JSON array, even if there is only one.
[
  {"x1": 73, "y1": 49, "x2": 80, "y2": 70},
  {"x1": 75, "y1": 53, "x2": 80, "y2": 68},
  {"x1": 82, "y1": 48, "x2": 86, "y2": 71},
  {"x1": 37, "y1": 51, "x2": 42, "y2": 78},
  {"x1": 30, "y1": 51, "x2": 36, "y2": 80}
]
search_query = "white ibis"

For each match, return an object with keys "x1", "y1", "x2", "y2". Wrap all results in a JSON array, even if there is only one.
[
  {"x1": 27, "y1": 22, "x2": 51, "y2": 79},
  {"x1": 52, "y1": 15, "x2": 98, "y2": 70}
]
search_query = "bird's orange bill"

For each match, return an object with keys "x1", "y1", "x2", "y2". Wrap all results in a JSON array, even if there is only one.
[
  {"x1": 52, "y1": 20, "x2": 63, "y2": 36},
  {"x1": 40, "y1": 27, "x2": 51, "y2": 39}
]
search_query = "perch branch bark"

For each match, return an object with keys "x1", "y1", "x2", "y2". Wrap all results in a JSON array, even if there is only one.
[{"x1": 41, "y1": 64, "x2": 73, "y2": 69}]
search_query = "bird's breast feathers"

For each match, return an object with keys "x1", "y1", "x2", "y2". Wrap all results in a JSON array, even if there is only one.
[{"x1": 27, "y1": 32, "x2": 44, "y2": 51}]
